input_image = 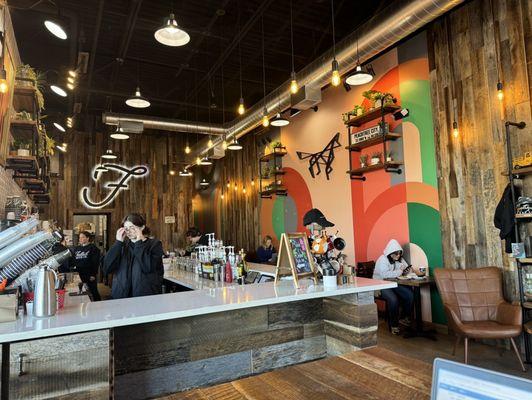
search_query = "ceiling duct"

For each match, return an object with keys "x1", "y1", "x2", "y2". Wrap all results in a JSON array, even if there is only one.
[
  {"x1": 102, "y1": 0, "x2": 463, "y2": 165},
  {"x1": 291, "y1": 85, "x2": 321, "y2": 111},
  {"x1": 120, "y1": 120, "x2": 144, "y2": 134}
]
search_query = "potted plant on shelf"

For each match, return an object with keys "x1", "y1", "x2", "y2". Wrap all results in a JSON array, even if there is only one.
[
  {"x1": 270, "y1": 141, "x2": 286, "y2": 154},
  {"x1": 262, "y1": 166, "x2": 271, "y2": 179},
  {"x1": 362, "y1": 90, "x2": 380, "y2": 109},
  {"x1": 16, "y1": 64, "x2": 45, "y2": 111},
  {"x1": 360, "y1": 154, "x2": 368, "y2": 168},
  {"x1": 12, "y1": 110, "x2": 33, "y2": 122},
  {"x1": 370, "y1": 151, "x2": 382, "y2": 165},
  {"x1": 14, "y1": 139, "x2": 31, "y2": 157},
  {"x1": 386, "y1": 151, "x2": 393, "y2": 163},
  {"x1": 353, "y1": 104, "x2": 365, "y2": 116}
]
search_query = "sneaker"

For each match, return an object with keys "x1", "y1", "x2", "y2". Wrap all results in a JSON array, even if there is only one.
[
  {"x1": 399, "y1": 317, "x2": 412, "y2": 327},
  {"x1": 391, "y1": 327, "x2": 400, "y2": 335}
]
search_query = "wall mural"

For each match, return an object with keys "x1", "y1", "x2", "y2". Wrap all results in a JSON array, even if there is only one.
[
  {"x1": 80, "y1": 163, "x2": 149, "y2": 209},
  {"x1": 259, "y1": 32, "x2": 445, "y2": 324},
  {"x1": 296, "y1": 132, "x2": 341, "y2": 180}
]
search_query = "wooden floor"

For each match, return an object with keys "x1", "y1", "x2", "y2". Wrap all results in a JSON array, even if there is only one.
[{"x1": 160, "y1": 347, "x2": 432, "y2": 400}]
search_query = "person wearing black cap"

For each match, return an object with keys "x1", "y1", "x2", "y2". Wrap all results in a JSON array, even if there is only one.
[{"x1": 303, "y1": 208, "x2": 335, "y2": 232}]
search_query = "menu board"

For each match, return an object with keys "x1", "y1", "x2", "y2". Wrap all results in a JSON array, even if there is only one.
[
  {"x1": 275, "y1": 233, "x2": 317, "y2": 287},
  {"x1": 288, "y1": 236, "x2": 312, "y2": 274}
]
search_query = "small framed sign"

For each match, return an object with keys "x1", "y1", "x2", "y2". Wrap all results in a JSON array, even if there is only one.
[
  {"x1": 164, "y1": 215, "x2": 176, "y2": 224},
  {"x1": 275, "y1": 233, "x2": 318, "y2": 287},
  {"x1": 350, "y1": 123, "x2": 388, "y2": 144}
]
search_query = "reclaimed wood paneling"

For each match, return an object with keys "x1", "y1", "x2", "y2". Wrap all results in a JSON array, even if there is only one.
[
  {"x1": 428, "y1": 0, "x2": 532, "y2": 283},
  {"x1": 44, "y1": 131, "x2": 194, "y2": 250}
]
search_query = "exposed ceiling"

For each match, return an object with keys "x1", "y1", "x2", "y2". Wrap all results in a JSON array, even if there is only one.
[{"x1": 9, "y1": 0, "x2": 394, "y2": 134}]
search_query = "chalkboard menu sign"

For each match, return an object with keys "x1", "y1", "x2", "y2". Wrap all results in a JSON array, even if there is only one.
[{"x1": 275, "y1": 233, "x2": 317, "y2": 287}]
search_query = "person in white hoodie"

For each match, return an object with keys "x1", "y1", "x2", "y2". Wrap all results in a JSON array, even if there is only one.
[{"x1": 373, "y1": 239, "x2": 414, "y2": 334}]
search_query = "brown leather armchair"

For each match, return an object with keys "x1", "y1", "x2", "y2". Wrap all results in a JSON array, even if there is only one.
[{"x1": 434, "y1": 267, "x2": 525, "y2": 371}]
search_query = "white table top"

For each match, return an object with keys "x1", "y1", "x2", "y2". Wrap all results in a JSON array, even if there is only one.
[
  {"x1": 0, "y1": 278, "x2": 396, "y2": 343},
  {"x1": 163, "y1": 268, "x2": 235, "y2": 290}
]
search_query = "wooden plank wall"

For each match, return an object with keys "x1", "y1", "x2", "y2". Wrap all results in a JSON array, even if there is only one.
[
  {"x1": 428, "y1": 0, "x2": 532, "y2": 273},
  {"x1": 216, "y1": 133, "x2": 261, "y2": 252},
  {"x1": 44, "y1": 131, "x2": 194, "y2": 251}
]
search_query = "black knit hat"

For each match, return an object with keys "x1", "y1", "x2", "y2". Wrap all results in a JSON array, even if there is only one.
[{"x1": 302, "y1": 208, "x2": 334, "y2": 228}]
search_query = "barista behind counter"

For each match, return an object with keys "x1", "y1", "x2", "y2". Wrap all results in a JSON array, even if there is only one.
[{"x1": 183, "y1": 227, "x2": 209, "y2": 256}]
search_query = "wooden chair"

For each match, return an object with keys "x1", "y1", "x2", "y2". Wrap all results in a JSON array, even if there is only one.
[{"x1": 434, "y1": 267, "x2": 525, "y2": 371}]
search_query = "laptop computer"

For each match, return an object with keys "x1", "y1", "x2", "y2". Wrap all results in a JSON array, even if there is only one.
[{"x1": 431, "y1": 358, "x2": 532, "y2": 399}]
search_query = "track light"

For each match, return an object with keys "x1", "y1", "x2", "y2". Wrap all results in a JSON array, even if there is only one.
[
  {"x1": 346, "y1": 64, "x2": 374, "y2": 86},
  {"x1": 101, "y1": 149, "x2": 117, "y2": 160},
  {"x1": 331, "y1": 59, "x2": 340, "y2": 87},
  {"x1": 154, "y1": 13, "x2": 190, "y2": 47},
  {"x1": 50, "y1": 85, "x2": 67, "y2": 97},
  {"x1": 271, "y1": 113, "x2": 289, "y2": 127},
  {"x1": 237, "y1": 97, "x2": 245, "y2": 115},
  {"x1": 68, "y1": 70, "x2": 77, "y2": 78},
  {"x1": 44, "y1": 20, "x2": 67, "y2": 40},
  {"x1": 53, "y1": 122, "x2": 65, "y2": 132},
  {"x1": 393, "y1": 108, "x2": 410, "y2": 120},
  {"x1": 126, "y1": 87, "x2": 150, "y2": 108}
]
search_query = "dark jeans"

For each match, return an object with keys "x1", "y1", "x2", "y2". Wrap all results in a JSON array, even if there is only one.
[
  {"x1": 80, "y1": 274, "x2": 101, "y2": 301},
  {"x1": 380, "y1": 286, "x2": 414, "y2": 328}
]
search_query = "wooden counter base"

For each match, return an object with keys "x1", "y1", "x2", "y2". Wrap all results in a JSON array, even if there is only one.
[{"x1": 114, "y1": 292, "x2": 378, "y2": 399}]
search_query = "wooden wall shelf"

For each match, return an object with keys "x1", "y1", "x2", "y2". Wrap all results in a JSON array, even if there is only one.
[
  {"x1": 347, "y1": 162, "x2": 403, "y2": 181},
  {"x1": 6, "y1": 155, "x2": 40, "y2": 177},
  {"x1": 516, "y1": 213, "x2": 532, "y2": 219},
  {"x1": 512, "y1": 166, "x2": 532, "y2": 176},
  {"x1": 260, "y1": 150, "x2": 287, "y2": 162},
  {"x1": 260, "y1": 186, "x2": 288, "y2": 198},
  {"x1": 345, "y1": 105, "x2": 401, "y2": 127},
  {"x1": 518, "y1": 258, "x2": 532, "y2": 264},
  {"x1": 13, "y1": 85, "x2": 38, "y2": 113},
  {"x1": 347, "y1": 133, "x2": 402, "y2": 152}
]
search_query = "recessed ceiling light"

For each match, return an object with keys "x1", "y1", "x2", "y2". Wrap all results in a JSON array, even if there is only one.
[
  {"x1": 53, "y1": 122, "x2": 65, "y2": 132},
  {"x1": 154, "y1": 13, "x2": 190, "y2": 47},
  {"x1": 44, "y1": 20, "x2": 67, "y2": 40},
  {"x1": 50, "y1": 85, "x2": 67, "y2": 97}
]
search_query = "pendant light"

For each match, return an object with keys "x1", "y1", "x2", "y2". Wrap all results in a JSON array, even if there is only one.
[
  {"x1": 271, "y1": 112, "x2": 289, "y2": 127},
  {"x1": 200, "y1": 156, "x2": 212, "y2": 165},
  {"x1": 227, "y1": 137, "x2": 243, "y2": 151},
  {"x1": 184, "y1": 142, "x2": 191, "y2": 154},
  {"x1": 53, "y1": 122, "x2": 65, "y2": 132},
  {"x1": 236, "y1": 6, "x2": 245, "y2": 115},
  {"x1": 289, "y1": 0, "x2": 298, "y2": 94},
  {"x1": 44, "y1": 20, "x2": 67, "y2": 40},
  {"x1": 110, "y1": 122, "x2": 130, "y2": 140},
  {"x1": 154, "y1": 12, "x2": 190, "y2": 47},
  {"x1": 126, "y1": 63, "x2": 150, "y2": 108},
  {"x1": 452, "y1": 121, "x2": 459, "y2": 138},
  {"x1": 330, "y1": 0, "x2": 340, "y2": 87},
  {"x1": 101, "y1": 149, "x2": 118, "y2": 160},
  {"x1": 200, "y1": 178, "x2": 209, "y2": 187},
  {"x1": 179, "y1": 168, "x2": 193, "y2": 177},
  {"x1": 222, "y1": 135, "x2": 228, "y2": 150},
  {"x1": 345, "y1": 37, "x2": 374, "y2": 86},
  {"x1": 207, "y1": 136, "x2": 213, "y2": 147},
  {"x1": 126, "y1": 87, "x2": 150, "y2": 108},
  {"x1": 261, "y1": 16, "x2": 269, "y2": 127},
  {"x1": 489, "y1": 0, "x2": 503, "y2": 102}
]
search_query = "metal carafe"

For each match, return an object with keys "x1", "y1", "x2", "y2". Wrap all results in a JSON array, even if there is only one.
[{"x1": 33, "y1": 266, "x2": 58, "y2": 317}]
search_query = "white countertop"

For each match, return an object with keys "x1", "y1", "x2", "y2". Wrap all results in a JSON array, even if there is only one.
[
  {"x1": 0, "y1": 278, "x2": 396, "y2": 343},
  {"x1": 164, "y1": 268, "x2": 235, "y2": 290}
]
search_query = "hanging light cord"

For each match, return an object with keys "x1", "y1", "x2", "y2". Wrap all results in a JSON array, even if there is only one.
[
  {"x1": 488, "y1": 0, "x2": 501, "y2": 82},
  {"x1": 238, "y1": 3, "x2": 243, "y2": 99},
  {"x1": 331, "y1": 0, "x2": 336, "y2": 60},
  {"x1": 290, "y1": 0, "x2": 295, "y2": 73},
  {"x1": 1, "y1": 4, "x2": 6, "y2": 65},
  {"x1": 261, "y1": 16, "x2": 266, "y2": 104}
]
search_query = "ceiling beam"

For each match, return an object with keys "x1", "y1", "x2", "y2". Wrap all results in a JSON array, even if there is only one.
[{"x1": 164, "y1": 0, "x2": 276, "y2": 100}]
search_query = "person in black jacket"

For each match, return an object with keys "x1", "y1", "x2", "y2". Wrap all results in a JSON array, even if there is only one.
[
  {"x1": 72, "y1": 231, "x2": 101, "y2": 301},
  {"x1": 184, "y1": 227, "x2": 209, "y2": 256},
  {"x1": 103, "y1": 213, "x2": 164, "y2": 299}
]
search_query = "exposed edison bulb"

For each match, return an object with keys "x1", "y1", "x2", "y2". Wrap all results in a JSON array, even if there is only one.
[
  {"x1": 207, "y1": 137, "x2": 214, "y2": 147},
  {"x1": 497, "y1": 82, "x2": 504, "y2": 101},
  {"x1": 185, "y1": 144, "x2": 191, "y2": 154},
  {"x1": 237, "y1": 98, "x2": 245, "y2": 115},
  {"x1": 226, "y1": 181, "x2": 230, "y2": 188},
  {"x1": 234, "y1": 183, "x2": 238, "y2": 191},
  {"x1": 262, "y1": 114, "x2": 269, "y2": 127},
  {"x1": 251, "y1": 179, "x2": 255, "y2": 187},
  {"x1": 196, "y1": 156, "x2": 201, "y2": 164},
  {"x1": 290, "y1": 79, "x2": 298, "y2": 94},
  {"x1": 222, "y1": 139, "x2": 228, "y2": 150},
  {"x1": 331, "y1": 59, "x2": 340, "y2": 87},
  {"x1": 243, "y1": 186, "x2": 247, "y2": 194},
  {"x1": 169, "y1": 169, "x2": 176, "y2": 176},
  {"x1": 221, "y1": 193, "x2": 225, "y2": 199},
  {"x1": 452, "y1": 121, "x2": 459, "y2": 138},
  {"x1": 0, "y1": 80, "x2": 8, "y2": 94}
]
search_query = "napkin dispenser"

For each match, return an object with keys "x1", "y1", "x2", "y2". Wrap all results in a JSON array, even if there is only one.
[{"x1": 0, "y1": 287, "x2": 19, "y2": 322}]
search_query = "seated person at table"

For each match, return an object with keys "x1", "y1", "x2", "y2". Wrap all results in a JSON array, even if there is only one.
[
  {"x1": 373, "y1": 239, "x2": 414, "y2": 335},
  {"x1": 256, "y1": 235, "x2": 276, "y2": 263},
  {"x1": 184, "y1": 227, "x2": 209, "y2": 255}
]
